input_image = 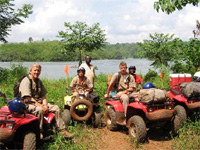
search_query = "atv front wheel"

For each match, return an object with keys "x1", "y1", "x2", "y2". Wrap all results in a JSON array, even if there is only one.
[
  {"x1": 63, "y1": 109, "x2": 71, "y2": 125},
  {"x1": 128, "y1": 115, "x2": 146, "y2": 143},
  {"x1": 172, "y1": 105, "x2": 187, "y2": 135},
  {"x1": 70, "y1": 99, "x2": 93, "y2": 121},
  {"x1": 92, "y1": 112, "x2": 101, "y2": 128},
  {"x1": 23, "y1": 131, "x2": 36, "y2": 150},
  {"x1": 105, "y1": 108, "x2": 118, "y2": 131}
]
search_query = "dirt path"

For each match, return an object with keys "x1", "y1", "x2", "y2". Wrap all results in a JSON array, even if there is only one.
[{"x1": 96, "y1": 126, "x2": 173, "y2": 150}]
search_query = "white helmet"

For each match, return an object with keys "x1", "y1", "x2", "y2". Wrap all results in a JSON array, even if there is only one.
[{"x1": 193, "y1": 71, "x2": 200, "y2": 82}]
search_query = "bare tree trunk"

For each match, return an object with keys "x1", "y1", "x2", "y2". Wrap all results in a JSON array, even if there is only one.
[{"x1": 79, "y1": 49, "x2": 82, "y2": 67}]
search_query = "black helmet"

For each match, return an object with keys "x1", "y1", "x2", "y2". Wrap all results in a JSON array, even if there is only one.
[
  {"x1": 129, "y1": 66, "x2": 136, "y2": 70},
  {"x1": 77, "y1": 67, "x2": 85, "y2": 74}
]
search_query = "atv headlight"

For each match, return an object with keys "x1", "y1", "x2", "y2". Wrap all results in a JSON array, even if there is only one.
[
  {"x1": 167, "y1": 105, "x2": 172, "y2": 110},
  {"x1": 147, "y1": 107, "x2": 153, "y2": 112},
  {"x1": 76, "y1": 104, "x2": 87, "y2": 111},
  {"x1": 6, "y1": 122, "x2": 15, "y2": 129},
  {"x1": 64, "y1": 96, "x2": 73, "y2": 106},
  {"x1": 0, "y1": 120, "x2": 15, "y2": 130}
]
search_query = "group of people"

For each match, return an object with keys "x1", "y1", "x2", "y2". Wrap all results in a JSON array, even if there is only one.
[{"x1": 17, "y1": 55, "x2": 143, "y2": 139}]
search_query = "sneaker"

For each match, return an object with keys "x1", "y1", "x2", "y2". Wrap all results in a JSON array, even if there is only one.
[{"x1": 60, "y1": 129, "x2": 74, "y2": 139}]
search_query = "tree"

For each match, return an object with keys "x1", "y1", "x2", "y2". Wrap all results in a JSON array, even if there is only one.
[
  {"x1": 154, "y1": 0, "x2": 200, "y2": 14},
  {"x1": 0, "y1": 0, "x2": 33, "y2": 43},
  {"x1": 57, "y1": 21, "x2": 107, "y2": 66},
  {"x1": 171, "y1": 38, "x2": 200, "y2": 74},
  {"x1": 136, "y1": 33, "x2": 181, "y2": 69},
  {"x1": 28, "y1": 37, "x2": 33, "y2": 43}
]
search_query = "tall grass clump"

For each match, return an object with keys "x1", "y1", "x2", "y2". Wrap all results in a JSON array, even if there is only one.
[
  {"x1": 172, "y1": 117, "x2": 200, "y2": 150},
  {"x1": 0, "y1": 65, "x2": 27, "y2": 99}
]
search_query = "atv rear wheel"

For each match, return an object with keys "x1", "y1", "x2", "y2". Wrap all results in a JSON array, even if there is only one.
[
  {"x1": 70, "y1": 99, "x2": 93, "y2": 121},
  {"x1": 172, "y1": 105, "x2": 187, "y2": 135},
  {"x1": 128, "y1": 115, "x2": 146, "y2": 143},
  {"x1": 63, "y1": 109, "x2": 71, "y2": 125},
  {"x1": 23, "y1": 131, "x2": 36, "y2": 150},
  {"x1": 92, "y1": 112, "x2": 101, "y2": 128},
  {"x1": 105, "y1": 108, "x2": 118, "y2": 131}
]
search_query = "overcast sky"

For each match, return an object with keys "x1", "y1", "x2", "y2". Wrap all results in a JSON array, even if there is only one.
[{"x1": 7, "y1": 0, "x2": 200, "y2": 44}]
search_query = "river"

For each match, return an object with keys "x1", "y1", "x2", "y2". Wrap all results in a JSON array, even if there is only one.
[{"x1": 0, "y1": 58, "x2": 154, "y2": 79}]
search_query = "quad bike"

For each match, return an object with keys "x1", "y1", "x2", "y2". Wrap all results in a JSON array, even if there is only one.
[
  {"x1": 168, "y1": 90, "x2": 200, "y2": 116},
  {"x1": 168, "y1": 74, "x2": 200, "y2": 118},
  {"x1": 0, "y1": 106, "x2": 40, "y2": 150},
  {"x1": 105, "y1": 93, "x2": 186, "y2": 143},
  {"x1": 0, "y1": 104, "x2": 56, "y2": 150},
  {"x1": 63, "y1": 88, "x2": 101, "y2": 128}
]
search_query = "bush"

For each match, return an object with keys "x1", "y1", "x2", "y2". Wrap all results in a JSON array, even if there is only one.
[
  {"x1": 144, "y1": 69, "x2": 157, "y2": 81},
  {"x1": 0, "y1": 64, "x2": 28, "y2": 99},
  {"x1": 172, "y1": 117, "x2": 200, "y2": 150}
]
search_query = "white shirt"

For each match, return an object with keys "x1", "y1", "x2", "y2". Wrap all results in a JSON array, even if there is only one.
[{"x1": 79, "y1": 63, "x2": 95, "y2": 86}]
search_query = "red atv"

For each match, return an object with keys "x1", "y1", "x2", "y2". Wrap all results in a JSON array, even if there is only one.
[
  {"x1": 0, "y1": 106, "x2": 40, "y2": 150},
  {"x1": 168, "y1": 74, "x2": 200, "y2": 117},
  {"x1": 0, "y1": 104, "x2": 56, "y2": 149},
  {"x1": 105, "y1": 91, "x2": 185, "y2": 143}
]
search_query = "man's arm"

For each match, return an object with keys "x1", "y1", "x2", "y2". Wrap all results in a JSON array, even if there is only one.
[{"x1": 70, "y1": 77, "x2": 77, "y2": 92}]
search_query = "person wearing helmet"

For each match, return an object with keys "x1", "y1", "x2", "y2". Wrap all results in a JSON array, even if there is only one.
[
  {"x1": 19, "y1": 63, "x2": 73, "y2": 139},
  {"x1": 142, "y1": 82, "x2": 156, "y2": 89},
  {"x1": 105, "y1": 61, "x2": 136, "y2": 114},
  {"x1": 79, "y1": 55, "x2": 95, "y2": 88},
  {"x1": 70, "y1": 67, "x2": 93, "y2": 98},
  {"x1": 8, "y1": 98, "x2": 26, "y2": 114},
  {"x1": 193, "y1": 71, "x2": 200, "y2": 82},
  {"x1": 129, "y1": 66, "x2": 143, "y2": 88}
]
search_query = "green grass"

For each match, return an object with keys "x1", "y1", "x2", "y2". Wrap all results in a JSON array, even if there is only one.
[{"x1": 172, "y1": 118, "x2": 200, "y2": 150}]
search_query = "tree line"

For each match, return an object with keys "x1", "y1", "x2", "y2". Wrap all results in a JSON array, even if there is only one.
[{"x1": 0, "y1": 41, "x2": 139, "y2": 61}]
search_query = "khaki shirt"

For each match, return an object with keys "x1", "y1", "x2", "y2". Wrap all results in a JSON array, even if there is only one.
[
  {"x1": 19, "y1": 75, "x2": 47, "y2": 101},
  {"x1": 110, "y1": 72, "x2": 136, "y2": 91},
  {"x1": 70, "y1": 76, "x2": 93, "y2": 90}
]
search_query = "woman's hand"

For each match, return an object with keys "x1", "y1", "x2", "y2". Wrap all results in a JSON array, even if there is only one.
[{"x1": 42, "y1": 105, "x2": 49, "y2": 114}]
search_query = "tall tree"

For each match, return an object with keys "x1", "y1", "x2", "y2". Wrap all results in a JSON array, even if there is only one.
[
  {"x1": 0, "y1": 0, "x2": 33, "y2": 42},
  {"x1": 137, "y1": 33, "x2": 181, "y2": 69},
  {"x1": 57, "y1": 21, "x2": 107, "y2": 66},
  {"x1": 171, "y1": 38, "x2": 200, "y2": 74},
  {"x1": 28, "y1": 37, "x2": 33, "y2": 43},
  {"x1": 154, "y1": 0, "x2": 200, "y2": 14}
]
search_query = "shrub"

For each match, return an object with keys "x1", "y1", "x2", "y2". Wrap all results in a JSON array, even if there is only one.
[{"x1": 172, "y1": 117, "x2": 200, "y2": 150}]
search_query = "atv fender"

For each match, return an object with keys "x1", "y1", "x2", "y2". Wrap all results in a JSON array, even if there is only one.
[
  {"x1": 106, "y1": 100, "x2": 124, "y2": 112},
  {"x1": 173, "y1": 95, "x2": 188, "y2": 105},
  {"x1": 127, "y1": 102, "x2": 147, "y2": 113}
]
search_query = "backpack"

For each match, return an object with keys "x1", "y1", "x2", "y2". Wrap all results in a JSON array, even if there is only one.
[
  {"x1": 139, "y1": 88, "x2": 169, "y2": 104},
  {"x1": 13, "y1": 75, "x2": 32, "y2": 98},
  {"x1": 180, "y1": 82, "x2": 200, "y2": 98}
]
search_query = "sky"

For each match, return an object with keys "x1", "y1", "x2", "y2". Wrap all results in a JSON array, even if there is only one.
[{"x1": 6, "y1": 0, "x2": 200, "y2": 44}]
